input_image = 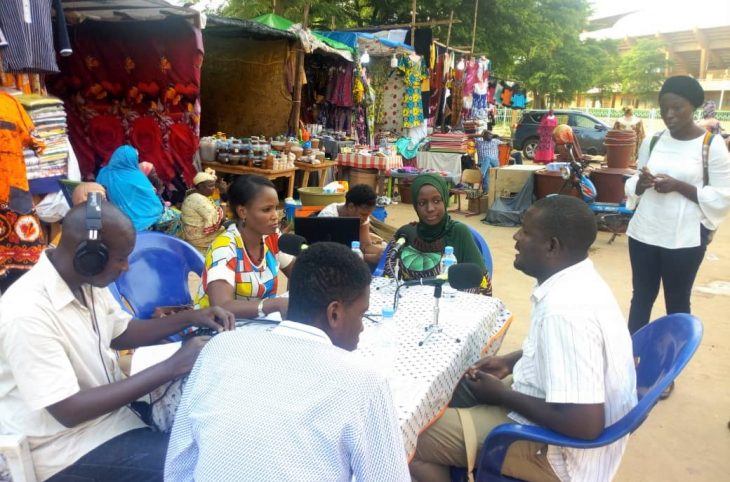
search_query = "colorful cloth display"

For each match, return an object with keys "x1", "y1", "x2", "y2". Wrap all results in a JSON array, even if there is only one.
[
  {"x1": 18, "y1": 95, "x2": 68, "y2": 184},
  {"x1": 0, "y1": 206, "x2": 45, "y2": 276},
  {"x1": 428, "y1": 133, "x2": 468, "y2": 154},
  {"x1": 398, "y1": 56, "x2": 427, "y2": 129}
]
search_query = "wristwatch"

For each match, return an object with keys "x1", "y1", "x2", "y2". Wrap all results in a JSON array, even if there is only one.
[{"x1": 257, "y1": 299, "x2": 266, "y2": 318}]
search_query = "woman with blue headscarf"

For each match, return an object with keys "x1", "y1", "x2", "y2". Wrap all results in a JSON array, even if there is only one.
[{"x1": 97, "y1": 145, "x2": 164, "y2": 231}]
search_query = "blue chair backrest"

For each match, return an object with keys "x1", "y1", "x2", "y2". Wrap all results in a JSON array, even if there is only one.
[
  {"x1": 114, "y1": 231, "x2": 204, "y2": 319},
  {"x1": 630, "y1": 313, "x2": 703, "y2": 420},
  {"x1": 374, "y1": 225, "x2": 494, "y2": 279},
  {"x1": 467, "y1": 226, "x2": 493, "y2": 279}
]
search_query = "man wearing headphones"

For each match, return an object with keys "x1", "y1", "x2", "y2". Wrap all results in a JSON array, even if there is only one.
[{"x1": 0, "y1": 196, "x2": 235, "y2": 481}]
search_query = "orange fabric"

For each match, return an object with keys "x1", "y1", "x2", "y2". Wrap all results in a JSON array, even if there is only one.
[{"x1": 0, "y1": 92, "x2": 36, "y2": 204}]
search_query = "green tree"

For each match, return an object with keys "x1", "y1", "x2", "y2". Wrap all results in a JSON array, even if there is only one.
[
  {"x1": 187, "y1": 0, "x2": 617, "y2": 107},
  {"x1": 617, "y1": 38, "x2": 670, "y2": 103}
]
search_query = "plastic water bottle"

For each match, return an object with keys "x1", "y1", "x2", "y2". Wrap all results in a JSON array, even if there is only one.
[
  {"x1": 378, "y1": 307, "x2": 398, "y2": 376},
  {"x1": 351, "y1": 241, "x2": 364, "y2": 259},
  {"x1": 440, "y1": 246, "x2": 457, "y2": 297}
]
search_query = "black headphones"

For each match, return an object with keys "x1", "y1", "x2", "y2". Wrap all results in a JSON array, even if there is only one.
[{"x1": 73, "y1": 191, "x2": 109, "y2": 277}]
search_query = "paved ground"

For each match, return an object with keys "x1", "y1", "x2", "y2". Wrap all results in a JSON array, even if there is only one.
[{"x1": 384, "y1": 199, "x2": 729, "y2": 481}]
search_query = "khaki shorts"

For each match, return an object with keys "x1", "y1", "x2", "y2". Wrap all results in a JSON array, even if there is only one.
[{"x1": 410, "y1": 377, "x2": 560, "y2": 482}]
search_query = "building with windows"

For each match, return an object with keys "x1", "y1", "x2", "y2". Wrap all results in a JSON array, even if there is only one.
[{"x1": 579, "y1": 2, "x2": 730, "y2": 109}]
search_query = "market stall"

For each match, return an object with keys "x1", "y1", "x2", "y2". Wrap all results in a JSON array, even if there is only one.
[{"x1": 49, "y1": 2, "x2": 203, "y2": 191}]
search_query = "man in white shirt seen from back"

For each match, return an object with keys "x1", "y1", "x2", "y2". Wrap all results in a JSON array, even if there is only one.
[
  {"x1": 410, "y1": 195, "x2": 637, "y2": 482},
  {"x1": 165, "y1": 242, "x2": 410, "y2": 482}
]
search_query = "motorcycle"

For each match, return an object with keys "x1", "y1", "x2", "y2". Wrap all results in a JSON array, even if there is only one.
[{"x1": 554, "y1": 126, "x2": 634, "y2": 244}]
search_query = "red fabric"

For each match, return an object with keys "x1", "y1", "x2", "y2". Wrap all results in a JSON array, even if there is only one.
[
  {"x1": 88, "y1": 115, "x2": 124, "y2": 166},
  {"x1": 130, "y1": 117, "x2": 175, "y2": 182},
  {"x1": 48, "y1": 17, "x2": 203, "y2": 184},
  {"x1": 168, "y1": 123, "x2": 198, "y2": 185}
]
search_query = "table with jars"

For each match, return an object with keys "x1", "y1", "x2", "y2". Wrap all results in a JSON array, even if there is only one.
[{"x1": 201, "y1": 137, "x2": 323, "y2": 199}]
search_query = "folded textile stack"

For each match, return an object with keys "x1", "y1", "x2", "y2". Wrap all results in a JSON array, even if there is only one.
[
  {"x1": 428, "y1": 133, "x2": 468, "y2": 153},
  {"x1": 18, "y1": 95, "x2": 68, "y2": 180}
]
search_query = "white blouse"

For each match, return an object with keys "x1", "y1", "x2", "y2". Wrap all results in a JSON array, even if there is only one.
[{"x1": 625, "y1": 131, "x2": 730, "y2": 249}]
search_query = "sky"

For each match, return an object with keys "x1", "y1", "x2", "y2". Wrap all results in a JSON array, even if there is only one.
[{"x1": 587, "y1": 0, "x2": 730, "y2": 38}]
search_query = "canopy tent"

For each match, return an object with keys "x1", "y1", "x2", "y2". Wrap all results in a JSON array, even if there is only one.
[
  {"x1": 251, "y1": 14, "x2": 354, "y2": 61},
  {"x1": 316, "y1": 31, "x2": 415, "y2": 56}
]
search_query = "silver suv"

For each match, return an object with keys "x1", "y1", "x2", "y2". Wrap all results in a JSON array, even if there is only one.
[{"x1": 512, "y1": 110, "x2": 610, "y2": 159}]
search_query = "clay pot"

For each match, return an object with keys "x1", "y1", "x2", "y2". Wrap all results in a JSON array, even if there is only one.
[
  {"x1": 534, "y1": 170, "x2": 580, "y2": 199},
  {"x1": 590, "y1": 167, "x2": 635, "y2": 203}
]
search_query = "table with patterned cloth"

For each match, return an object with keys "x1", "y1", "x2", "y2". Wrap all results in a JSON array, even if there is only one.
[
  {"x1": 336, "y1": 152, "x2": 403, "y2": 195},
  {"x1": 360, "y1": 277, "x2": 511, "y2": 459},
  {"x1": 143, "y1": 277, "x2": 511, "y2": 460}
]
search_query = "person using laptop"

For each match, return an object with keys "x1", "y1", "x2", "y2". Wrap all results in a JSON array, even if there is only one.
[
  {"x1": 195, "y1": 174, "x2": 294, "y2": 319},
  {"x1": 318, "y1": 184, "x2": 385, "y2": 265}
]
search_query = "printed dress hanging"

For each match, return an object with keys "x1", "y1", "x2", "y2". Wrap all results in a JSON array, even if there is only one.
[{"x1": 398, "y1": 56, "x2": 427, "y2": 129}]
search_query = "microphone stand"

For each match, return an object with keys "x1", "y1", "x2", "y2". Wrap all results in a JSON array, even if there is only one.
[{"x1": 419, "y1": 284, "x2": 461, "y2": 346}]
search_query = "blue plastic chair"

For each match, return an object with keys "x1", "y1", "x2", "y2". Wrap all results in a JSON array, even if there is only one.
[
  {"x1": 113, "y1": 231, "x2": 204, "y2": 320},
  {"x1": 468, "y1": 226, "x2": 493, "y2": 280},
  {"x1": 464, "y1": 313, "x2": 703, "y2": 482},
  {"x1": 373, "y1": 226, "x2": 494, "y2": 279}
]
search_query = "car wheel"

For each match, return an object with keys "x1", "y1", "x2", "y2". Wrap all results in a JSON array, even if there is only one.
[{"x1": 523, "y1": 137, "x2": 539, "y2": 160}]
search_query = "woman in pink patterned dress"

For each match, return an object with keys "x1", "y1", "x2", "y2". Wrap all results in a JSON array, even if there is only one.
[{"x1": 533, "y1": 110, "x2": 558, "y2": 164}]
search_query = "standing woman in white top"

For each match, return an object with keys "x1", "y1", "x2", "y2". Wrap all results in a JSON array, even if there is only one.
[
  {"x1": 613, "y1": 106, "x2": 645, "y2": 158},
  {"x1": 625, "y1": 76, "x2": 730, "y2": 338}
]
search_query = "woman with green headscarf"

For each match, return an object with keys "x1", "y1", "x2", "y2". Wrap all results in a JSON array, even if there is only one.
[{"x1": 384, "y1": 173, "x2": 492, "y2": 295}]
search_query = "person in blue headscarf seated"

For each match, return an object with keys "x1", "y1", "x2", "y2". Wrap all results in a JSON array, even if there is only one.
[{"x1": 97, "y1": 145, "x2": 180, "y2": 233}]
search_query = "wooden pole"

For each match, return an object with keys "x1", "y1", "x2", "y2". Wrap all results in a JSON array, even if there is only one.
[
  {"x1": 289, "y1": 3, "x2": 309, "y2": 137},
  {"x1": 411, "y1": 0, "x2": 417, "y2": 47},
  {"x1": 470, "y1": 0, "x2": 479, "y2": 55},
  {"x1": 440, "y1": 11, "x2": 454, "y2": 133}
]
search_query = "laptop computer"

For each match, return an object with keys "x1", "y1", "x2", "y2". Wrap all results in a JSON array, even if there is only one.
[{"x1": 294, "y1": 216, "x2": 360, "y2": 248}]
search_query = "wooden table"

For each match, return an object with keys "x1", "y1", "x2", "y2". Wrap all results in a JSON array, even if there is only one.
[
  {"x1": 203, "y1": 162, "x2": 297, "y2": 199},
  {"x1": 295, "y1": 160, "x2": 336, "y2": 188}
]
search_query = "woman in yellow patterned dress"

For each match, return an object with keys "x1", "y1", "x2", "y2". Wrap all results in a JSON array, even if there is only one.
[
  {"x1": 195, "y1": 175, "x2": 293, "y2": 319},
  {"x1": 181, "y1": 170, "x2": 225, "y2": 253}
]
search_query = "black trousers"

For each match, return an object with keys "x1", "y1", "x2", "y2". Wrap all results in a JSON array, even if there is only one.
[
  {"x1": 628, "y1": 236, "x2": 706, "y2": 334},
  {"x1": 47, "y1": 428, "x2": 169, "y2": 482}
]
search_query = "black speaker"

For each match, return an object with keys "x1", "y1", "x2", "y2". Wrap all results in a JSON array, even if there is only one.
[{"x1": 74, "y1": 192, "x2": 109, "y2": 277}]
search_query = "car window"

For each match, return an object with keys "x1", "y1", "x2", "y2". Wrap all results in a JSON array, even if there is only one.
[
  {"x1": 573, "y1": 114, "x2": 598, "y2": 129},
  {"x1": 524, "y1": 113, "x2": 568, "y2": 124}
]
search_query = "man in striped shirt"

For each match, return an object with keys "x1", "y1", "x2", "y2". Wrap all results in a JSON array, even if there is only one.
[
  {"x1": 411, "y1": 195, "x2": 637, "y2": 482},
  {"x1": 475, "y1": 130, "x2": 503, "y2": 193}
]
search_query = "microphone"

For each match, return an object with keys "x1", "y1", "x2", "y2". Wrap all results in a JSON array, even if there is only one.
[
  {"x1": 401, "y1": 263, "x2": 483, "y2": 290},
  {"x1": 278, "y1": 233, "x2": 308, "y2": 256},
  {"x1": 390, "y1": 232, "x2": 414, "y2": 257}
]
